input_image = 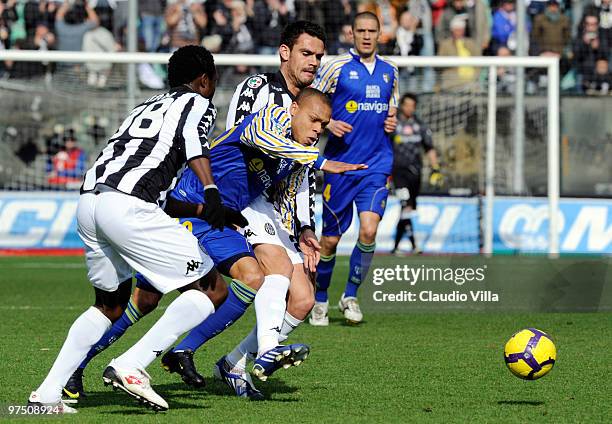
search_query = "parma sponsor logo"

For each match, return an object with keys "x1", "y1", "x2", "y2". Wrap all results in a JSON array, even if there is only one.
[
  {"x1": 344, "y1": 100, "x2": 389, "y2": 114},
  {"x1": 248, "y1": 158, "x2": 264, "y2": 172}
]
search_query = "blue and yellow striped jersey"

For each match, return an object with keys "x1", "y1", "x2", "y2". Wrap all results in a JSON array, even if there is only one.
[
  {"x1": 312, "y1": 50, "x2": 399, "y2": 175},
  {"x1": 171, "y1": 104, "x2": 324, "y2": 212}
]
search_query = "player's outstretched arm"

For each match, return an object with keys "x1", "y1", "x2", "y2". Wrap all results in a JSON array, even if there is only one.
[
  {"x1": 321, "y1": 160, "x2": 368, "y2": 174},
  {"x1": 188, "y1": 157, "x2": 224, "y2": 229},
  {"x1": 164, "y1": 196, "x2": 249, "y2": 228}
]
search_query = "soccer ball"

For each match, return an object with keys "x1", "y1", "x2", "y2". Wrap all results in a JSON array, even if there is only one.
[{"x1": 504, "y1": 328, "x2": 556, "y2": 380}]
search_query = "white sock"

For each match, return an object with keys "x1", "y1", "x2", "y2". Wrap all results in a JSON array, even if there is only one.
[
  {"x1": 278, "y1": 312, "x2": 303, "y2": 343},
  {"x1": 254, "y1": 274, "x2": 290, "y2": 357},
  {"x1": 226, "y1": 325, "x2": 258, "y2": 371},
  {"x1": 114, "y1": 290, "x2": 214, "y2": 370},
  {"x1": 37, "y1": 307, "x2": 111, "y2": 403}
]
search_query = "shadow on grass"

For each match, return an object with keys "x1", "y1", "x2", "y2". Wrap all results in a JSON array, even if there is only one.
[
  {"x1": 497, "y1": 400, "x2": 545, "y2": 406},
  {"x1": 328, "y1": 316, "x2": 367, "y2": 326},
  {"x1": 75, "y1": 388, "x2": 211, "y2": 412}
]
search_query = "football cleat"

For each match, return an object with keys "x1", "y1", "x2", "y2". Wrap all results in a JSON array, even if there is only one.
[
  {"x1": 252, "y1": 344, "x2": 310, "y2": 382},
  {"x1": 338, "y1": 295, "x2": 363, "y2": 324},
  {"x1": 161, "y1": 349, "x2": 205, "y2": 388},
  {"x1": 309, "y1": 301, "x2": 329, "y2": 326},
  {"x1": 102, "y1": 360, "x2": 168, "y2": 412},
  {"x1": 213, "y1": 356, "x2": 264, "y2": 400},
  {"x1": 28, "y1": 391, "x2": 77, "y2": 414},
  {"x1": 63, "y1": 368, "x2": 86, "y2": 400}
]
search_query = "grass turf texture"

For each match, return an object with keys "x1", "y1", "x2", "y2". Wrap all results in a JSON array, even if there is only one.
[{"x1": 0, "y1": 256, "x2": 610, "y2": 423}]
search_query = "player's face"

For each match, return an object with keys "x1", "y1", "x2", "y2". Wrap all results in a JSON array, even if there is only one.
[
  {"x1": 197, "y1": 71, "x2": 217, "y2": 99},
  {"x1": 290, "y1": 98, "x2": 331, "y2": 146},
  {"x1": 284, "y1": 34, "x2": 325, "y2": 88},
  {"x1": 400, "y1": 98, "x2": 416, "y2": 118},
  {"x1": 352, "y1": 17, "x2": 380, "y2": 57}
]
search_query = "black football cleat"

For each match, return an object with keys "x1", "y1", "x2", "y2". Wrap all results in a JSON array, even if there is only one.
[
  {"x1": 161, "y1": 349, "x2": 205, "y2": 388},
  {"x1": 63, "y1": 368, "x2": 86, "y2": 400}
]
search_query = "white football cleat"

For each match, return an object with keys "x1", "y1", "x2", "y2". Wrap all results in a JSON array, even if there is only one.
[
  {"x1": 102, "y1": 359, "x2": 168, "y2": 411},
  {"x1": 309, "y1": 301, "x2": 329, "y2": 326},
  {"x1": 27, "y1": 391, "x2": 77, "y2": 414},
  {"x1": 338, "y1": 295, "x2": 363, "y2": 324}
]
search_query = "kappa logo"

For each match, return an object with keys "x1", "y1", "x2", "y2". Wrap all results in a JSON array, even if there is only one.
[
  {"x1": 264, "y1": 222, "x2": 276, "y2": 235},
  {"x1": 153, "y1": 350, "x2": 163, "y2": 357},
  {"x1": 244, "y1": 228, "x2": 256, "y2": 238},
  {"x1": 247, "y1": 76, "x2": 263, "y2": 89},
  {"x1": 270, "y1": 326, "x2": 282, "y2": 333},
  {"x1": 185, "y1": 259, "x2": 201, "y2": 275}
]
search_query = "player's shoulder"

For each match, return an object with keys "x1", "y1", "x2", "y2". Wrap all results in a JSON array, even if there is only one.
[
  {"x1": 322, "y1": 53, "x2": 354, "y2": 70},
  {"x1": 377, "y1": 55, "x2": 399, "y2": 72},
  {"x1": 255, "y1": 103, "x2": 289, "y2": 121},
  {"x1": 237, "y1": 72, "x2": 274, "y2": 91}
]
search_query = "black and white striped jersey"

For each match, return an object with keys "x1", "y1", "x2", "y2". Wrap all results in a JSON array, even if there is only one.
[
  {"x1": 81, "y1": 86, "x2": 217, "y2": 204},
  {"x1": 226, "y1": 72, "x2": 316, "y2": 235}
]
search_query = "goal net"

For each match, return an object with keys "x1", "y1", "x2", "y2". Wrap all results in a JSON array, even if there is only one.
[{"x1": 0, "y1": 51, "x2": 559, "y2": 255}]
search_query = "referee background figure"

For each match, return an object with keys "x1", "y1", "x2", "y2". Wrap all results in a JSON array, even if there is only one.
[{"x1": 391, "y1": 92, "x2": 442, "y2": 255}]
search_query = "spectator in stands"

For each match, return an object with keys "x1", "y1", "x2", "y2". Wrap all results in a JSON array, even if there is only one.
[
  {"x1": 83, "y1": 11, "x2": 117, "y2": 88},
  {"x1": 328, "y1": 23, "x2": 353, "y2": 54},
  {"x1": 209, "y1": 0, "x2": 235, "y2": 51},
  {"x1": 496, "y1": 45, "x2": 517, "y2": 93},
  {"x1": 323, "y1": 0, "x2": 355, "y2": 45},
  {"x1": 408, "y1": 0, "x2": 436, "y2": 92},
  {"x1": 530, "y1": 0, "x2": 571, "y2": 77},
  {"x1": 7, "y1": 25, "x2": 55, "y2": 79},
  {"x1": 436, "y1": 0, "x2": 477, "y2": 45},
  {"x1": 296, "y1": 0, "x2": 325, "y2": 31},
  {"x1": 491, "y1": 0, "x2": 518, "y2": 52},
  {"x1": 583, "y1": 56, "x2": 611, "y2": 93},
  {"x1": 438, "y1": 16, "x2": 481, "y2": 89},
  {"x1": 226, "y1": 0, "x2": 255, "y2": 55},
  {"x1": 574, "y1": 14, "x2": 610, "y2": 90},
  {"x1": 38, "y1": 0, "x2": 60, "y2": 33},
  {"x1": 0, "y1": 0, "x2": 17, "y2": 46},
  {"x1": 55, "y1": 0, "x2": 99, "y2": 52},
  {"x1": 164, "y1": 0, "x2": 207, "y2": 51},
  {"x1": 139, "y1": 0, "x2": 164, "y2": 52},
  {"x1": 251, "y1": 0, "x2": 289, "y2": 54},
  {"x1": 395, "y1": 10, "x2": 422, "y2": 57},
  {"x1": 47, "y1": 128, "x2": 87, "y2": 189},
  {"x1": 584, "y1": 0, "x2": 612, "y2": 49}
]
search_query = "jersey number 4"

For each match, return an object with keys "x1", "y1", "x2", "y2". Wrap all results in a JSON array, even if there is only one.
[{"x1": 323, "y1": 184, "x2": 332, "y2": 202}]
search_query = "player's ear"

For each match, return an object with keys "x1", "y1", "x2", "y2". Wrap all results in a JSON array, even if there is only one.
[
  {"x1": 279, "y1": 44, "x2": 290, "y2": 62},
  {"x1": 289, "y1": 101, "x2": 299, "y2": 117}
]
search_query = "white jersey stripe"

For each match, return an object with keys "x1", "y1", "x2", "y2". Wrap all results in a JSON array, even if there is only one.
[{"x1": 98, "y1": 138, "x2": 145, "y2": 186}]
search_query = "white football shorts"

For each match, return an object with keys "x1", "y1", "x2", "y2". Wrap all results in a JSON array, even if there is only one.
[
  {"x1": 240, "y1": 195, "x2": 303, "y2": 265},
  {"x1": 77, "y1": 191, "x2": 213, "y2": 294}
]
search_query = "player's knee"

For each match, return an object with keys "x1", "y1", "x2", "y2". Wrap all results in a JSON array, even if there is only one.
[
  {"x1": 133, "y1": 288, "x2": 161, "y2": 315},
  {"x1": 359, "y1": 225, "x2": 378, "y2": 244},
  {"x1": 287, "y1": 295, "x2": 315, "y2": 320},
  {"x1": 231, "y1": 257, "x2": 265, "y2": 289},
  {"x1": 254, "y1": 246, "x2": 293, "y2": 280},
  {"x1": 94, "y1": 287, "x2": 126, "y2": 321},
  {"x1": 320, "y1": 236, "x2": 340, "y2": 255},
  {"x1": 241, "y1": 270, "x2": 265, "y2": 290}
]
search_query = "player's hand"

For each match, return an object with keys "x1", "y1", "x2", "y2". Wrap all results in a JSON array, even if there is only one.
[
  {"x1": 429, "y1": 165, "x2": 444, "y2": 188},
  {"x1": 321, "y1": 160, "x2": 368, "y2": 174},
  {"x1": 299, "y1": 228, "x2": 320, "y2": 273},
  {"x1": 327, "y1": 119, "x2": 353, "y2": 137},
  {"x1": 222, "y1": 206, "x2": 248, "y2": 228},
  {"x1": 203, "y1": 185, "x2": 225, "y2": 230},
  {"x1": 384, "y1": 113, "x2": 397, "y2": 134}
]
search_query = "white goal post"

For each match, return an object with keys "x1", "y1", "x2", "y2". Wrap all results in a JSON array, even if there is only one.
[{"x1": 0, "y1": 50, "x2": 560, "y2": 256}]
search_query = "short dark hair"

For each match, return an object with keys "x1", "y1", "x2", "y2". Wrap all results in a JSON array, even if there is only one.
[
  {"x1": 295, "y1": 87, "x2": 331, "y2": 109},
  {"x1": 352, "y1": 12, "x2": 380, "y2": 30},
  {"x1": 400, "y1": 92, "x2": 418, "y2": 105},
  {"x1": 168, "y1": 45, "x2": 216, "y2": 88},
  {"x1": 280, "y1": 20, "x2": 327, "y2": 49}
]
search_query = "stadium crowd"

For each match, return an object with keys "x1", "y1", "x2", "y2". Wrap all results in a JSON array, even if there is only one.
[{"x1": 0, "y1": 0, "x2": 610, "y2": 94}]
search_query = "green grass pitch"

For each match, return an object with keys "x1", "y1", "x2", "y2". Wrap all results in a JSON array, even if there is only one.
[{"x1": 0, "y1": 255, "x2": 610, "y2": 423}]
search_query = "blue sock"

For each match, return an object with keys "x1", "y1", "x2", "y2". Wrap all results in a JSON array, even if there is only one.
[
  {"x1": 315, "y1": 253, "x2": 336, "y2": 303},
  {"x1": 174, "y1": 280, "x2": 256, "y2": 352},
  {"x1": 345, "y1": 240, "x2": 376, "y2": 298},
  {"x1": 78, "y1": 299, "x2": 143, "y2": 369}
]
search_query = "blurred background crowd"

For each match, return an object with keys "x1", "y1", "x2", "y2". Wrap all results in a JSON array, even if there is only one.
[{"x1": 0, "y1": 0, "x2": 610, "y2": 94}]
